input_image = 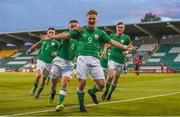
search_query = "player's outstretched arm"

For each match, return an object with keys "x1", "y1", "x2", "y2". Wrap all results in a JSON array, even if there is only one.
[
  {"x1": 108, "y1": 39, "x2": 134, "y2": 51},
  {"x1": 28, "y1": 32, "x2": 41, "y2": 38},
  {"x1": 26, "y1": 42, "x2": 40, "y2": 54},
  {"x1": 50, "y1": 26, "x2": 82, "y2": 40},
  {"x1": 50, "y1": 32, "x2": 72, "y2": 40},
  {"x1": 108, "y1": 39, "x2": 127, "y2": 50},
  {"x1": 40, "y1": 35, "x2": 51, "y2": 40}
]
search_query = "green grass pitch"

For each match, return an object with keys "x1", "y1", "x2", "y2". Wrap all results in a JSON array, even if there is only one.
[{"x1": 0, "y1": 72, "x2": 180, "y2": 116}]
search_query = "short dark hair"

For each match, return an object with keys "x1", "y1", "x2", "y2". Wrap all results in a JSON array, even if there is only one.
[
  {"x1": 116, "y1": 22, "x2": 124, "y2": 26},
  {"x1": 47, "y1": 27, "x2": 55, "y2": 31},
  {"x1": 86, "y1": 9, "x2": 98, "y2": 16},
  {"x1": 69, "y1": 20, "x2": 79, "y2": 24}
]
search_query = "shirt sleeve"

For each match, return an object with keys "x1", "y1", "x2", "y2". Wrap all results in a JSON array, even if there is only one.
[
  {"x1": 38, "y1": 40, "x2": 43, "y2": 46},
  {"x1": 100, "y1": 30, "x2": 111, "y2": 43},
  {"x1": 54, "y1": 40, "x2": 61, "y2": 47},
  {"x1": 108, "y1": 33, "x2": 114, "y2": 39},
  {"x1": 127, "y1": 35, "x2": 132, "y2": 45}
]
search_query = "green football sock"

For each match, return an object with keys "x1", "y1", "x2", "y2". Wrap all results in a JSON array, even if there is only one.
[
  {"x1": 109, "y1": 83, "x2": 117, "y2": 95},
  {"x1": 104, "y1": 82, "x2": 111, "y2": 94},
  {"x1": 90, "y1": 84, "x2": 99, "y2": 94},
  {"x1": 58, "y1": 89, "x2": 67, "y2": 105},
  {"x1": 34, "y1": 81, "x2": 38, "y2": 88},
  {"x1": 77, "y1": 90, "x2": 85, "y2": 107},
  {"x1": 37, "y1": 85, "x2": 44, "y2": 95}
]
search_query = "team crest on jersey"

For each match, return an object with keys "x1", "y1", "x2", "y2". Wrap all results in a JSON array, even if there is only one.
[
  {"x1": 120, "y1": 39, "x2": 124, "y2": 44},
  {"x1": 51, "y1": 42, "x2": 55, "y2": 46},
  {"x1": 94, "y1": 34, "x2": 99, "y2": 39},
  {"x1": 107, "y1": 52, "x2": 110, "y2": 56}
]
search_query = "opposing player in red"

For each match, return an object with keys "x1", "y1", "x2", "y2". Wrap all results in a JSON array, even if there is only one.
[{"x1": 133, "y1": 55, "x2": 142, "y2": 78}]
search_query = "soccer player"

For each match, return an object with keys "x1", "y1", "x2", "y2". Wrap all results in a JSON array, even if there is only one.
[
  {"x1": 48, "y1": 20, "x2": 79, "y2": 112},
  {"x1": 27, "y1": 28, "x2": 60, "y2": 99},
  {"x1": 102, "y1": 22, "x2": 133, "y2": 101},
  {"x1": 50, "y1": 10, "x2": 133, "y2": 112},
  {"x1": 133, "y1": 55, "x2": 142, "y2": 78}
]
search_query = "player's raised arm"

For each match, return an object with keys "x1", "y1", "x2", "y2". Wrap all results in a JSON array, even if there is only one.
[
  {"x1": 108, "y1": 39, "x2": 133, "y2": 51},
  {"x1": 50, "y1": 32, "x2": 72, "y2": 39},
  {"x1": 26, "y1": 41, "x2": 40, "y2": 54},
  {"x1": 50, "y1": 26, "x2": 82, "y2": 40}
]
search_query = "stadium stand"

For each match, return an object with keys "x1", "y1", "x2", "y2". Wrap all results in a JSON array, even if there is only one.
[
  {"x1": 0, "y1": 49, "x2": 17, "y2": 58},
  {"x1": 0, "y1": 50, "x2": 34, "y2": 69},
  {"x1": 136, "y1": 44, "x2": 156, "y2": 52},
  {"x1": 0, "y1": 20, "x2": 180, "y2": 72},
  {"x1": 174, "y1": 54, "x2": 180, "y2": 62},
  {"x1": 145, "y1": 44, "x2": 180, "y2": 69}
]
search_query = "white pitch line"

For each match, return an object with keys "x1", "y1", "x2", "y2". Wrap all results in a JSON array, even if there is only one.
[{"x1": 6, "y1": 91, "x2": 180, "y2": 116}]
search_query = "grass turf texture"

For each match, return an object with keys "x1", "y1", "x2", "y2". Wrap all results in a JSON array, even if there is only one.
[{"x1": 0, "y1": 72, "x2": 180, "y2": 116}]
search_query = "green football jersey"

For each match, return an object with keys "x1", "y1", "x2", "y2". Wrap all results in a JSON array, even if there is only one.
[
  {"x1": 37, "y1": 39, "x2": 60, "y2": 63},
  {"x1": 69, "y1": 26, "x2": 111, "y2": 58},
  {"x1": 57, "y1": 30, "x2": 78, "y2": 61},
  {"x1": 109, "y1": 33, "x2": 131, "y2": 64},
  {"x1": 100, "y1": 49, "x2": 110, "y2": 69}
]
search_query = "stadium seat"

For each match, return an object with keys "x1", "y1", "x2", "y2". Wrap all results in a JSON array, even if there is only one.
[{"x1": 0, "y1": 49, "x2": 17, "y2": 58}]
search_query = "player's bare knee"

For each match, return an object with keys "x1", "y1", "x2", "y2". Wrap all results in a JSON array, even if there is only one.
[
  {"x1": 108, "y1": 74, "x2": 114, "y2": 81},
  {"x1": 36, "y1": 69, "x2": 42, "y2": 76},
  {"x1": 51, "y1": 79, "x2": 57, "y2": 89},
  {"x1": 62, "y1": 81, "x2": 69, "y2": 88},
  {"x1": 78, "y1": 80, "x2": 86, "y2": 90},
  {"x1": 42, "y1": 77, "x2": 47, "y2": 85},
  {"x1": 41, "y1": 80, "x2": 46, "y2": 86},
  {"x1": 98, "y1": 84, "x2": 104, "y2": 90},
  {"x1": 36, "y1": 73, "x2": 41, "y2": 79},
  {"x1": 101, "y1": 84, "x2": 105, "y2": 89},
  {"x1": 97, "y1": 81, "x2": 105, "y2": 90}
]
